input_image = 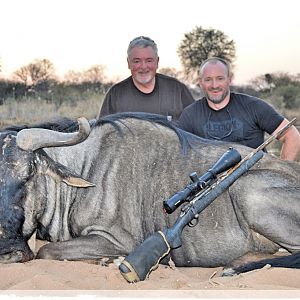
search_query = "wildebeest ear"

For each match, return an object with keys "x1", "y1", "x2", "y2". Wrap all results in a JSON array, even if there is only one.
[
  {"x1": 62, "y1": 175, "x2": 95, "y2": 188},
  {"x1": 36, "y1": 151, "x2": 95, "y2": 188},
  {"x1": 46, "y1": 167, "x2": 95, "y2": 188}
]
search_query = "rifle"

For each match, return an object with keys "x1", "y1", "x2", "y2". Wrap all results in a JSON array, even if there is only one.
[{"x1": 119, "y1": 118, "x2": 296, "y2": 283}]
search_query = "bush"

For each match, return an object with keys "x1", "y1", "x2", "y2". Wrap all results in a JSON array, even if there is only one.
[{"x1": 266, "y1": 85, "x2": 300, "y2": 110}]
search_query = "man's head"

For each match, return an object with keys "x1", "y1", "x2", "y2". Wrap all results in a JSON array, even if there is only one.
[
  {"x1": 199, "y1": 57, "x2": 233, "y2": 106},
  {"x1": 127, "y1": 36, "x2": 159, "y2": 87}
]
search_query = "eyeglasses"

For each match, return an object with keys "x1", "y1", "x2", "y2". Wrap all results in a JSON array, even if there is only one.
[{"x1": 207, "y1": 109, "x2": 233, "y2": 140}]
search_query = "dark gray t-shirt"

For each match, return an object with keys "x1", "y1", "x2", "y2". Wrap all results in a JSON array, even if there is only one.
[
  {"x1": 178, "y1": 92, "x2": 284, "y2": 148},
  {"x1": 98, "y1": 73, "x2": 195, "y2": 120}
]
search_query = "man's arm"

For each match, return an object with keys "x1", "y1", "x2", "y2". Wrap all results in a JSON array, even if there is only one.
[{"x1": 274, "y1": 118, "x2": 300, "y2": 161}]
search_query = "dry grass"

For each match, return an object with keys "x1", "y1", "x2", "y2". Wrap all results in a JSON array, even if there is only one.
[{"x1": 0, "y1": 94, "x2": 103, "y2": 128}]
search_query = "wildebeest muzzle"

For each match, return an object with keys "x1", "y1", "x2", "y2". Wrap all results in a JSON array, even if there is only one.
[{"x1": 0, "y1": 236, "x2": 34, "y2": 263}]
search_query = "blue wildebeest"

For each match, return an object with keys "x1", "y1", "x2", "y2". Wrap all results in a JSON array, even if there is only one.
[{"x1": 0, "y1": 112, "x2": 299, "y2": 277}]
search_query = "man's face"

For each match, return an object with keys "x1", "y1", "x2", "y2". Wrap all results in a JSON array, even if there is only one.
[
  {"x1": 127, "y1": 46, "x2": 159, "y2": 85},
  {"x1": 199, "y1": 61, "x2": 232, "y2": 104}
]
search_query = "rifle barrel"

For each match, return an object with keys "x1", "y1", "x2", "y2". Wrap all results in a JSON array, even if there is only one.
[
  {"x1": 228, "y1": 118, "x2": 296, "y2": 175},
  {"x1": 256, "y1": 117, "x2": 296, "y2": 152}
]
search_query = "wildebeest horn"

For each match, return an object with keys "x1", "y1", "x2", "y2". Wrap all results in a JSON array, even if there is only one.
[{"x1": 16, "y1": 117, "x2": 91, "y2": 151}]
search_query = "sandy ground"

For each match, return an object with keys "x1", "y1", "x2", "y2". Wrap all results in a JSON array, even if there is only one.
[
  {"x1": 1, "y1": 259, "x2": 300, "y2": 298},
  {"x1": 0, "y1": 240, "x2": 300, "y2": 298}
]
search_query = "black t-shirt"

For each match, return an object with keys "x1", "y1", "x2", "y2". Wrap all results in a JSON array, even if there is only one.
[
  {"x1": 178, "y1": 92, "x2": 284, "y2": 148},
  {"x1": 98, "y1": 73, "x2": 195, "y2": 120}
]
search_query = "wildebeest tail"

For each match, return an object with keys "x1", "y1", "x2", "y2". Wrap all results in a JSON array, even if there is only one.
[{"x1": 229, "y1": 251, "x2": 300, "y2": 275}]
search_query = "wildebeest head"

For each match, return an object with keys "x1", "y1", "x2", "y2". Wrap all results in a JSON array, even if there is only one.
[
  {"x1": 0, "y1": 130, "x2": 36, "y2": 262},
  {"x1": 0, "y1": 118, "x2": 93, "y2": 263}
]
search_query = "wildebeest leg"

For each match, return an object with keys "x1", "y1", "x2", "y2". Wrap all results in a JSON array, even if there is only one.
[
  {"x1": 227, "y1": 251, "x2": 282, "y2": 268},
  {"x1": 224, "y1": 171, "x2": 300, "y2": 275},
  {"x1": 223, "y1": 251, "x2": 300, "y2": 276},
  {"x1": 36, "y1": 235, "x2": 126, "y2": 261}
]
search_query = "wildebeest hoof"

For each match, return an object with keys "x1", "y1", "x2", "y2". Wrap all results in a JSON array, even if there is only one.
[
  {"x1": 0, "y1": 250, "x2": 24, "y2": 263},
  {"x1": 36, "y1": 244, "x2": 57, "y2": 260}
]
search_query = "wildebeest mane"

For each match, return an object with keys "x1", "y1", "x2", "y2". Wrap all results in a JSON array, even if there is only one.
[
  {"x1": 95, "y1": 112, "x2": 213, "y2": 153},
  {"x1": 2, "y1": 117, "x2": 80, "y2": 133},
  {"x1": 96, "y1": 112, "x2": 183, "y2": 136},
  {"x1": 2, "y1": 112, "x2": 218, "y2": 154}
]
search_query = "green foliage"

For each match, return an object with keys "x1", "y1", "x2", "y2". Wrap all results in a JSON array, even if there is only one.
[
  {"x1": 250, "y1": 72, "x2": 300, "y2": 111},
  {"x1": 266, "y1": 84, "x2": 300, "y2": 110},
  {"x1": 231, "y1": 84, "x2": 261, "y2": 98},
  {"x1": 0, "y1": 80, "x2": 28, "y2": 103},
  {"x1": 250, "y1": 72, "x2": 298, "y2": 93},
  {"x1": 178, "y1": 26, "x2": 236, "y2": 80},
  {"x1": 0, "y1": 76, "x2": 112, "y2": 109}
]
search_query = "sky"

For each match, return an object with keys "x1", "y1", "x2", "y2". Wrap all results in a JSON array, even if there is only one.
[{"x1": 1, "y1": 0, "x2": 300, "y2": 85}]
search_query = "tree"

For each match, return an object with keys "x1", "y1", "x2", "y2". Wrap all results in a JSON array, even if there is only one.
[
  {"x1": 158, "y1": 67, "x2": 181, "y2": 79},
  {"x1": 250, "y1": 72, "x2": 297, "y2": 92},
  {"x1": 64, "y1": 65, "x2": 106, "y2": 84},
  {"x1": 177, "y1": 26, "x2": 236, "y2": 81},
  {"x1": 13, "y1": 58, "x2": 55, "y2": 86},
  {"x1": 64, "y1": 70, "x2": 83, "y2": 84},
  {"x1": 82, "y1": 65, "x2": 106, "y2": 84}
]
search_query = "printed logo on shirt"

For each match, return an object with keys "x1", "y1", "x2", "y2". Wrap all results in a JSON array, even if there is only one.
[{"x1": 205, "y1": 118, "x2": 244, "y2": 141}]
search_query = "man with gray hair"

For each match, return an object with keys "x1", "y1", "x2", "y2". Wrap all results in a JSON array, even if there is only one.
[
  {"x1": 178, "y1": 57, "x2": 300, "y2": 161},
  {"x1": 97, "y1": 36, "x2": 194, "y2": 121}
]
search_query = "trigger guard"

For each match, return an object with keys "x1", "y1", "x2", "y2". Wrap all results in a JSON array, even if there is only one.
[{"x1": 188, "y1": 214, "x2": 199, "y2": 227}]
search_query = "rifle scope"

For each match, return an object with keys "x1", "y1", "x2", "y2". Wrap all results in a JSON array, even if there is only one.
[{"x1": 163, "y1": 148, "x2": 241, "y2": 214}]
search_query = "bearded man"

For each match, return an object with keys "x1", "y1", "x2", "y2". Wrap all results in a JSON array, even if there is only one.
[
  {"x1": 98, "y1": 36, "x2": 194, "y2": 122},
  {"x1": 178, "y1": 57, "x2": 300, "y2": 161}
]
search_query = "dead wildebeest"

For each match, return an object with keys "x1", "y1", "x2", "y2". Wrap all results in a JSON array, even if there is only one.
[{"x1": 0, "y1": 112, "x2": 299, "y2": 279}]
